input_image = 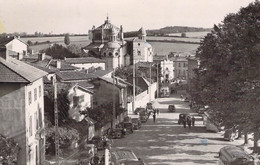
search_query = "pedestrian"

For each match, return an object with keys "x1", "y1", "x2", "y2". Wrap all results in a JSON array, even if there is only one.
[
  {"x1": 180, "y1": 94, "x2": 183, "y2": 100},
  {"x1": 156, "y1": 108, "x2": 160, "y2": 115},
  {"x1": 192, "y1": 116, "x2": 195, "y2": 127},
  {"x1": 187, "y1": 116, "x2": 192, "y2": 129},
  {"x1": 153, "y1": 113, "x2": 156, "y2": 123}
]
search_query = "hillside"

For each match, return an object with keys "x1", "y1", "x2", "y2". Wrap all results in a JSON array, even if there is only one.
[{"x1": 124, "y1": 26, "x2": 212, "y2": 37}]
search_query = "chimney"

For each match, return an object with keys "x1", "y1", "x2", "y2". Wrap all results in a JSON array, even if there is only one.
[
  {"x1": 17, "y1": 52, "x2": 23, "y2": 60},
  {"x1": 38, "y1": 53, "x2": 45, "y2": 61},
  {"x1": 56, "y1": 60, "x2": 61, "y2": 69}
]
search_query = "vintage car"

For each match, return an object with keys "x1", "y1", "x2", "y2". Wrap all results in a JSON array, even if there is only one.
[
  {"x1": 110, "y1": 149, "x2": 146, "y2": 165},
  {"x1": 139, "y1": 111, "x2": 149, "y2": 123},
  {"x1": 146, "y1": 102, "x2": 154, "y2": 113},
  {"x1": 178, "y1": 113, "x2": 189, "y2": 125},
  {"x1": 122, "y1": 122, "x2": 134, "y2": 134},
  {"x1": 168, "y1": 104, "x2": 176, "y2": 112},
  {"x1": 134, "y1": 107, "x2": 146, "y2": 115},
  {"x1": 124, "y1": 116, "x2": 132, "y2": 123},
  {"x1": 110, "y1": 128, "x2": 124, "y2": 139},
  {"x1": 132, "y1": 118, "x2": 141, "y2": 130},
  {"x1": 88, "y1": 136, "x2": 105, "y2": 150}
]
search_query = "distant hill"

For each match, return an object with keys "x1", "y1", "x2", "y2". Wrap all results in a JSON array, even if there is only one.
[{"x1": 124, "y1": 26, "x2": 212, "y2": 37}]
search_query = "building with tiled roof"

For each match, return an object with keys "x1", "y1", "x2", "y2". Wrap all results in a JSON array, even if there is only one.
[{"x1": 0, "y1": 54, "x2": 47, "y2": 165}]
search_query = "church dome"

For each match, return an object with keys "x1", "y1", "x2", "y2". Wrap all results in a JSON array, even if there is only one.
[
  {"x1": 138, "y1": 27, "x2": 146, "y2": 35},
  {"x1": 104, "y1": 41, "x2": 121, "y2": 49}
]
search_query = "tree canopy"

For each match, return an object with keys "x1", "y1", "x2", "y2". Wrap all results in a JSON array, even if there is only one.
[
  {"x1": 43, "y1": 44, "x2": 78, "y2": 59},
  {"x1": 190, "y1": 1, "x2": 260, "y2": 142},
  {"x1": 64, "y1": 33, "x2": 70, "y2": 45}
]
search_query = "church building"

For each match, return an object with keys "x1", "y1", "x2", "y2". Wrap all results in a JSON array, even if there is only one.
[{"x1": 83, "y1": 17, "x2": 154, "y2": 70}]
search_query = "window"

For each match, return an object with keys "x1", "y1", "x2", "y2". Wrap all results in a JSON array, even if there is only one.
[
  {"x1": 183, "y1": 63, "x2": 186, "y2": 67},
  {"x1": 138, "y1": 43, "x2": 140, "y2": 46},
  {"x1": 179, "y1": 63, "x2": 181, "y2": 67},
  {"x1": 29, "y1": 116, "x2": 32, "y2": 136},
  {"x1": 35, "y1": 112, "x2": 38, "y2": 130},
  {"x1": 28, "y1": 91, "x2": 32, "y2": 105},
  {"x1": 73, "y1": 95, "x2": 84, "y2": 107},
  {"x1": 137, "y1": 51, "x2": 141, "y2": 56},
  {"x1": 109, "y1": 52, "x2": 112, "y2": 56},
  {"x1": 39, "y1": 86, "x2": 41, "y2": 98},
  {"x1": 34, "y1": 88, "x2": 37, "y2": 101},
  {"x1": 103, "y1": 52, "x2": 106, "y2": 56}
]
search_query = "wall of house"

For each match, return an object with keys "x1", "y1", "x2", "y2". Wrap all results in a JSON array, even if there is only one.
[
  {"x1": 0, "y1": 83, "x2": 27, "y2": 165},
  {"x1": 174, "y1": 60, "x2": 188, "y2": 80},
  {"x1": 133, "y1": 41, "x2": 153, "y2": 63},
  {"x1": 93, "y1": 80, "x2": 120, "y2": 107},
  {"x1": 6, "y1": 38, "x2": 27, "y2": 55},
  {"x1": 70, "y1": 62, "x2": 105, "y2": 70},
  {"x1": 187, "y1": 58, "x2": 199, "y2": 89},
  {"x1": 127, "y1": 82, "x2": 157, "y2": 113},
  {"x1": 25, "y1": 78, "x2": 45, "y2": 165},
  {"x1": 67, "y1": 86, "x2": 93, "y2": 122},
  {"x1": 161, "y1": 59, "x2": 174, "y2": 81}
]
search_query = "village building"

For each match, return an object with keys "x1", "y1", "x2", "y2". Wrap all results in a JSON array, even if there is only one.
[
  {"x1": 0, "y1": 53, "x2": 47, "y2": 165},
  {"x1": 0, "y1": 36, "x2": 28, "y2": 60},
  {"x1": 65, "y1": 57, "x2": 106, "y2": 71}
]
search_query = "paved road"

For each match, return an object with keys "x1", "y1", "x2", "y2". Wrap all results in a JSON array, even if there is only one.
[{"x1": 112, "y1": 93, "x2": 241, "y2": 165}]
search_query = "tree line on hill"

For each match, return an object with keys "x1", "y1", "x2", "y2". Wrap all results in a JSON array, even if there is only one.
[
  {"x1": 189, "y1": 1, "x2": 260, "y2": 153},
  {"x1": 124, "y1": 26, "x2": 212, "y2": 38}
]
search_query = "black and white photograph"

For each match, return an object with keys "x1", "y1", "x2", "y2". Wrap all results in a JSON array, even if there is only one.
[{"x1": 0, "y1": 0, "x2": 260, "y2": 164}]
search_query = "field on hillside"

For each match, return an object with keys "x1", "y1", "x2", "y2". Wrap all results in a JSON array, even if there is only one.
[
  {"x1": 147, "y1": 36, "x2": 202, "y2": 43},
  {"x1": 168, "y1": 31, "x2": 210, "y2": 38},
  {"x1": 21, "y1": 33, "x2": 201, "y2": 55},
  {"x1": 150, "y1": 42, "x2": 200, "y2": 55},
  {"x1": 20, "y1": 36, "x2": 91, "y2": 52}
]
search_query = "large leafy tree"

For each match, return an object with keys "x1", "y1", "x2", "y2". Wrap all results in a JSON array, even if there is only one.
[
  {"x1": 191, "y1": 1, "x2": 260, "y2": 152},
  {"x1": 64, "y1": 33, "x2": 70, "y2": 45}
]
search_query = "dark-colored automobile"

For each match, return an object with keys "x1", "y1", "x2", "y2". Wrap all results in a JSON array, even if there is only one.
[
  {"x1": 110, "y1": 128, "x2": 124, "y2": 139},
  {"x1": 168, "y1": 104, "x2": 176, "y2": 112},
  {"x1": 139, "y1": 111, "x2": 149, "y2": 123},
  {"x1": 88, "y1": 136, "x2": 105, "y2": 150},
  {"x1": 124, "y1": 116, "x2": 132, "y2": 122},
  {"x1": 123, "y1": 122, "x2": 134, "y2": 134},
  {"x1": 134, "y1": 107, "x2": 146, "y2": 115},
  {"x1": 146, "y1": 102, "x2": 154, "y2": 113},
  {"x1": 132, "y1": 118, "x2": 141, "y2": 130},
  {"x1": 178, "y1": 113, "x2": 189, "y2": 125}
]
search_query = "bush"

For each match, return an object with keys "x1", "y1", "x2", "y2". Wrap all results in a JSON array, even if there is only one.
[{"x1": 0, "y1": 135, "x2": 20, "y2": 164}]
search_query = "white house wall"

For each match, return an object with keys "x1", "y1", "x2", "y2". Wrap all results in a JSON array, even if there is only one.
[
  {"x1": 70, "y1": 63, "x2": 105, "y2": 70},
  {"x1": 25, "y1": 78, "x2": 45, "y2": 165}
]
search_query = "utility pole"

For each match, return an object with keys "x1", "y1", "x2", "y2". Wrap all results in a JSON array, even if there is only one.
[
  {"x1": 149, "y1": 62, "x2": 152, "y2": 102},
  {"x1": 112, "y1": 68, "x2": 116, "y2": 129},
  {"x1": 157, "y1": 63, "x2": 159, "y2": 98},
  {"x1": 53, "y1": 75, "x2": 59, "y2": 165},
  {"x1": 132, "y1": 60, "x2": 135, "y2": 114}
]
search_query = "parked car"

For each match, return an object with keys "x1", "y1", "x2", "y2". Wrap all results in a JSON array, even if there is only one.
[
  {"x1": 88, "y1": 136, "x2": 105, "y2": 150},
  {"x1": 123, "y1": 122, "x2": 134, "y2": 134},
  {"x1": 134, "y1": 107, "x2": 146, "y2": 115},
  {"x1": 110, "y1": 128, "x2": 124, "y2": 139},
  {"x1": 132, "y1": 118, "x2": 141, "y2": 130},
  {"x1": 224, "y1": 128, "x2": 237, "y2": 141},
  {"x1": 168, "y1": 104, "x2": 176, "y2": 112},
  {"x1": 146, "y1": 102, "x2": 154, "y2": 113},
  {"x1": 139, "y1": 111, "x2": 149, "y2": 123},
  {"x1": 124, "y1": 116, "x2": 132, "y2": 122},
  {"x1": 178, "y1": 113, "x2": 189, "y2": 125},
  {"x1": 110, "y1": 149, "x2": 146, "y2": 165}
]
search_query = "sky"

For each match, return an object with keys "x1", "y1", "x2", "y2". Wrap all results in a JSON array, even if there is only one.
[{"x1": 0, "y1": 0, "x2": 256, "y2": 34}]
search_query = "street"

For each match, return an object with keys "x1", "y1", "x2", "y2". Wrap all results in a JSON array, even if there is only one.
[{"x1": 112, "y1": 93, "x2": 241, "y2": 165}]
